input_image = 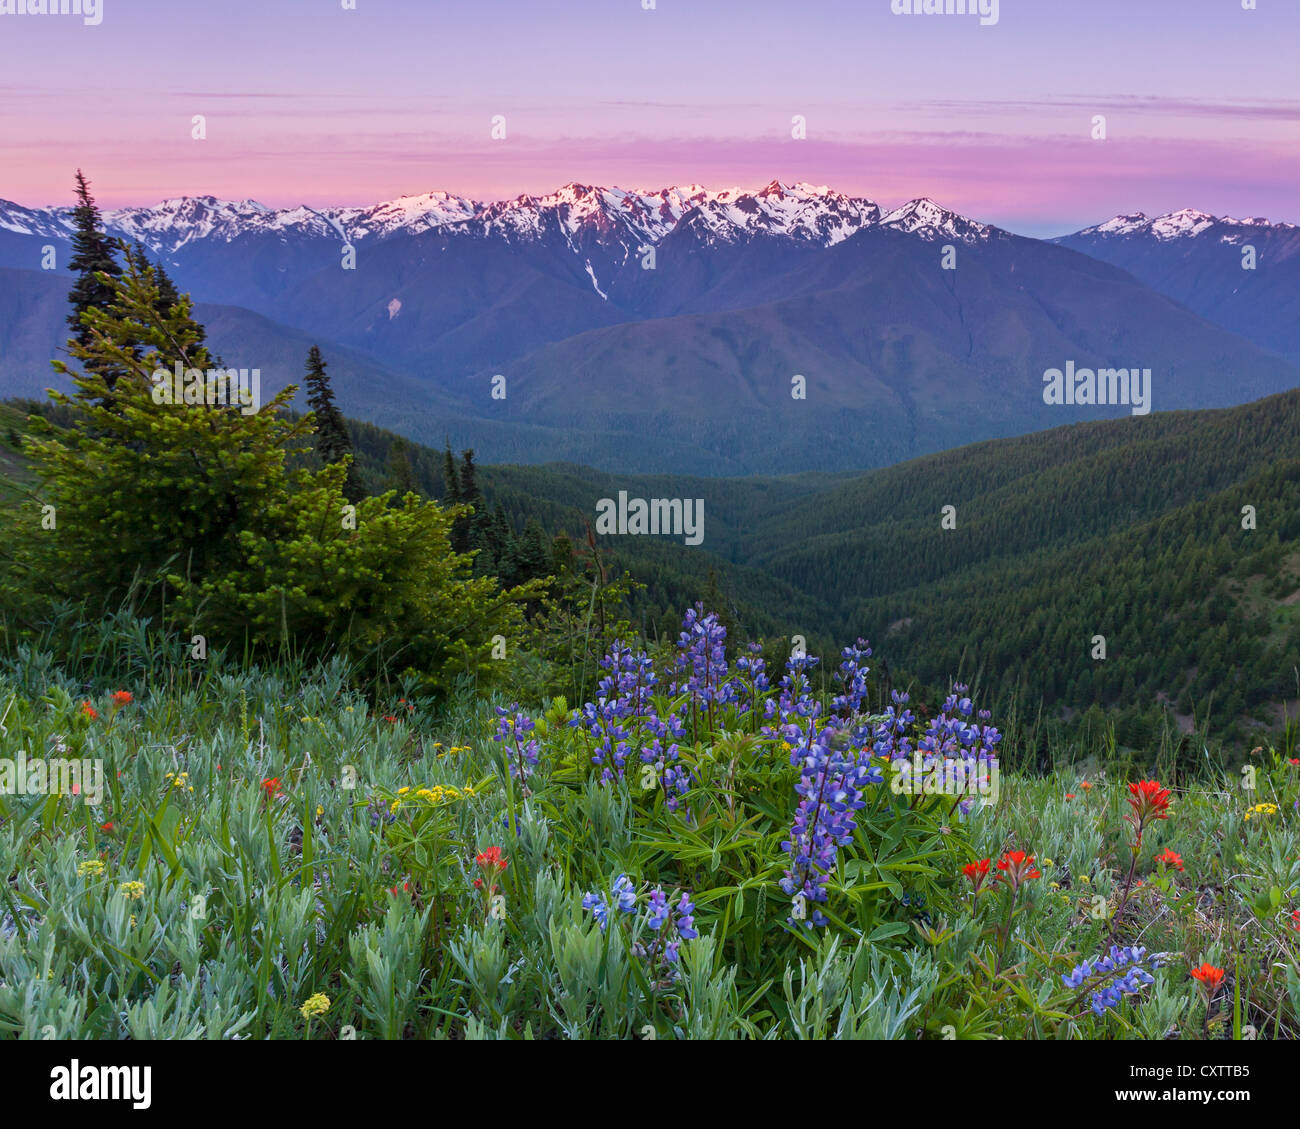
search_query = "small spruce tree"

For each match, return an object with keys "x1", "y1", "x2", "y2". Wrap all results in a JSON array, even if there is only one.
[{"x1": 303, "y1": 345, "x2": 362, "y2": 502}]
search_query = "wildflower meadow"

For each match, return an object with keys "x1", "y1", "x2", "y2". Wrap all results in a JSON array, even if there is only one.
[{"x1": 3, "y1": 606, "x2": 1296, "y2": 1055}]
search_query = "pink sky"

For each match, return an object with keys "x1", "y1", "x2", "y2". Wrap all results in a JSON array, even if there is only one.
[{"x1": 1, "y1": 0, "x2": 1296, "y2": 238}]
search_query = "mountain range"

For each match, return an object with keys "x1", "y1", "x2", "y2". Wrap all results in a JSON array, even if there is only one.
[
  {"x1": 1, "y1": 181, "x2": 1297, "y2": 474},
  {"x1": 1055, "y1": 209, "x2": 1300, "y2": 371}
]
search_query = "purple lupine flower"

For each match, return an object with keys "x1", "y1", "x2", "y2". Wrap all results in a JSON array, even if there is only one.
[
  {"x1": 831, "y1": 639, "x2": 872, "y2": 716},
  {"x1": 581, "y1": 892, "x2": 609, "y2": 931},
  {"x1": 645, "y1": 888, "x2": 671, "y2": 930},
  {"x1": 766, "y1": 650, "x2": 822, "y2": 728},
  {"x1": 735, "y1": 644, "x2": 771, "y2": 718},
  {"x1": 611, "y1": 874, "x2": 637, "y2": 914},
  {"x1": 673, "y1": 604, "x2": 735, "y2": 710},
  {"x1": 494, "y1": 705, "x2": 540, "y2": 782},
  {"x1": 674, "y1": 892, "x2": 698, "y2": 940},
  {"x1": 582, "y1": 874, "x2": 639, "y2": 931},
  {"x1": 574, "y1": 640, "x2": 667, "y2": 782},
  {"x1": 1063, "y1": 945, "x2": 1163, "y2": 1015},
  {"x1": 779, "y1": 721, "x2": 879, "y2": 928}
]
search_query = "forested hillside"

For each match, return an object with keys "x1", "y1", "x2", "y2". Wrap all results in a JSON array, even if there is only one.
[
  {"x1": 477, "y1": 394, "x2": 1300, "y2": 739},
  {"x1": 6, "y1": 387, "x2": 1297, "y2": 742}
]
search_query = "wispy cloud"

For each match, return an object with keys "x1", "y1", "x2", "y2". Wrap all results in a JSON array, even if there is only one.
[{"x1": 921, "y1": 96, "x2": 1300, "y2": 121}]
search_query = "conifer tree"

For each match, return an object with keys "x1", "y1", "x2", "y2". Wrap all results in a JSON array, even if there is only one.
[
  {"x1": 304, "y1": 345, "x2": 362, "y2": 501},
  {"x1": 151, "y1": 252, "x2": 198, "y2": 340},
  {"x1": 16, "y1": 253, "x2": 529, "y2": 689},
  {"x1": 451, "y1": 449, "x2": 483, "y2": 554},
  {"x1": 385, "y1": 435, "x2": 419, "y2": 497},
  {"x1": 66, "y1": 170, "x2": 123, "y2": 390},
  {"x1": 511, "y1": 518, "x2": 551, "y2": 583},
  {"x1": 442, "y1": 442, "x2": 460, "y2": 506}
]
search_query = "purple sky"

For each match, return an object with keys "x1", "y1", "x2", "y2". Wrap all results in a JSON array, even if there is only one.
[{"x1": 1, "y1": 0, "x2": 1296, "y2": 237}]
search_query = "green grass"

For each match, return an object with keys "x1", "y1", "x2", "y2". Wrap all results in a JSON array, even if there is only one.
[{"x1": 2, "y1": 645, "x2": 1297, "y2": 1040}]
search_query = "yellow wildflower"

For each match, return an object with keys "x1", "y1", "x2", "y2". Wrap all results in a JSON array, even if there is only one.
[
  {"x1": 118, "y1": 881, "x2": 145, "y2": 901},
  {"x1": 78, "y1": 859, "x2": 106, "y2": 877},
  {"x1": 300, "y1": 993, "x2": 331, "y2": 1020}
]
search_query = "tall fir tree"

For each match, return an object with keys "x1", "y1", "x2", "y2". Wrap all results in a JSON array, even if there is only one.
[
  {"x1": 451, "y1": 448, "x2": 483, "y2": 555},
  {"x1": 442, "y1": 442, "x2": 460, "y2": 506},
  {"x1": 511, "y1": 518, "x2": 551, "y2": 583},
  {"x1": 150, "y1": 252, "x2": 200, "y2": 340},
  {"x1": 303, "y1": 345, "x2": 362, "y2": 502},
  {"x1": 66, "y1": 170, "x2": 123, "y2": 390},
  {"x1": 385, "y1": 436, "x2": 419, "y2": 497}
]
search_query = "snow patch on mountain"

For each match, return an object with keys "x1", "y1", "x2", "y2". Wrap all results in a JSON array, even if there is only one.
[
  {"x1": 680, "y1": 181, "x2": 881, "y2": 246},
  {"x1": 879, "y1": 198, "x2": 992, "y2": 243},
  {"x1": 0, "y1": 201, "x2": 74, "y2": 239},
  {"x1": 328, "y1": 191, "x2": 481, "y2": 242},
  {"x1": 1074, "y1": 209, "x2": 1296, "y2": 243}
]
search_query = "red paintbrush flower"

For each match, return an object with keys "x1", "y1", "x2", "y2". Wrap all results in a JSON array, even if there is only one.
[
  {"x1": 112, "y1": 690, "x2": 133, "y2": 705},
  {"x1": 995, "y1": 850, "x2": 1041, "y2": 890},
  {"x1": 1126, "y1": 780, "x2": 1171, "y2": 840},
  {"x1": 81, "y1": 701, "x2": 98, "y2": 720},
  {"x1": 1128, "y1": 779, "x2": 1171, "y2": 817},
  {"x1": 1189, "y1": 962, "x2": 1225, "y2": 995},
  {"x1": 962, "y1": 858, "x2": 992, "y2": 895},
  {"x1": 1154, "y1": 848, "x2": 1184, "y2": 872},
  {"x1": 475, "y1": 846, "x2": 508, "y2": 873}
]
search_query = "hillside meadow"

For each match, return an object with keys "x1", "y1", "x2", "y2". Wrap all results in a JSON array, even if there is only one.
[{"x1": 2, "y1": 612, "x2": 1298, "y2": 1041}]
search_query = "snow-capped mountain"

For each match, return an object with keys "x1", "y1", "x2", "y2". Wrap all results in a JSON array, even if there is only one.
[
  {"x1": 2, "y1": 182, "x2": 1298, "y2": 476},
  {"x1": 0, "y1": 199, "x2": 74, "y2": 240},
  {"x1": 878, "y1": 197, "x2": 995, "y2": 243},
  {"x1": 1070, "y1": 207, "x2": 1297, "y2": 244},
  {"x1": 326, "y1": 190, "x2": 482, "y2": 243},
  {"x1": 0, "y1": 180, "x2": 917, "y2": 259},
  {"x1": 0, "y1": 179, "x2": 969, "y2": 307},
  {"x1": 1057, "y1": 208, "x2": 1300, "y2": 369},
  {"x1": 108, "y1": 196, "x2": 343, "y2": 253},
  {"x1": 675, "y1": 181, "x2": 882, "y2": 247}
]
